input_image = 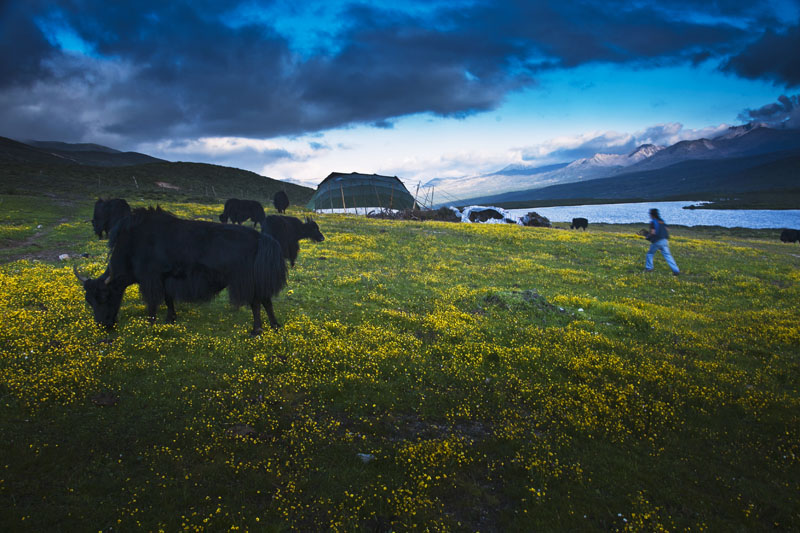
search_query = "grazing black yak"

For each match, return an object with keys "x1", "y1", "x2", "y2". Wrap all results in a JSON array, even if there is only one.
[
  {"x1": 92, "y1": 198, "x2": 131, "y2": 238},
  {"x1": 780, "y1": 229, "x2": 799, "y2": 243},
  {"x1": 219, "y1": 198, "x2": 266, "y2": 228},
  {"x1": 570, "y1": 217, "x2": 588, "y2": 230},
  {"x1": 273, "y1": 190, "x2": 289, "y2": 213},
  {"x1": 74, "y1": 207, "x2": 287, "y2": 335},
  {"x1": 261, "y1": 215, "x2": 324, "y2": 267}
]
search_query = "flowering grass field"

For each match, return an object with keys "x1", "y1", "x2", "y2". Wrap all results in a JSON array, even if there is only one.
[{"x1": 1, "y1": 195, "x2": 798, "y2": 531}]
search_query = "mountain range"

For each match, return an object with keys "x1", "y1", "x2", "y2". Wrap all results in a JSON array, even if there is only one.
[{"x1": 427, "y1": 124, "x2": 800, "y2": 206}]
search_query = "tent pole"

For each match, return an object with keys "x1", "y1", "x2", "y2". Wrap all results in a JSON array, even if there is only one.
[
  {"x1": 372, "y1": 179, "x2": 382, "y2": 211},
  {"x1": 340, "y1": 184, "x2": 347, "y2": 214}
]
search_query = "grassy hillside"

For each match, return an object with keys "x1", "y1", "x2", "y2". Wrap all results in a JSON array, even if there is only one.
[
  {"x1": 1, "y1": 194, "x2": 798, "y2": 531},
  {"x1": 0, "y1": 160, "x2": 315, "y2": 207}
]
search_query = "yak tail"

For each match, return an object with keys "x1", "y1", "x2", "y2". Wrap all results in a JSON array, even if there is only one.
[{"x1": 254, "y1": 233, "x2": 287, "y2": 299}]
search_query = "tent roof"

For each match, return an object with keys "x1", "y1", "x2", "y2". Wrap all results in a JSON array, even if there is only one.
[
  {"x1": 315, "y1": 172, "x2": 408, "y2": 188},
  {"x1": 307, "y1": 172, "x2": 416, "y2": 210}
]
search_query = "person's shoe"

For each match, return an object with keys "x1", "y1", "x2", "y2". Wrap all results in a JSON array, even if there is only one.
[
  {"x1": 644, "y1": 269, "x2": 654, "y2": 273},
  {"x1": 673, "y1": 271, "x2": 680, "y2": 276}
]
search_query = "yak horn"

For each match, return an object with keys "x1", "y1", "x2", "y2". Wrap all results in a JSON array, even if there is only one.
[
  {"x1": 73, "y1": 265, "x2": 89, "y2": 283},
  {"x1": 104, "y1": 267, "x2": 113, "y2": 285}
]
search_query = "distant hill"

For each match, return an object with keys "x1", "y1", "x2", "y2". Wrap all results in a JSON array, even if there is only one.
[
  {"x1": 431, "y1": 126, "x2": 800, "y2": 203},
  {"x1": 620, "y1": 127, "x2": 800, "y2": 173},
  {"x1": 2, "y1": 137, "x2": 166, "y2": 167},
  {"x1": 452, "y1": 126, "x2": 800, "y2": 207},
  {"x1": 0, "y1": 137, "x2": 315, "y2": 207},
  {"x1": 25, "y1": 140, "x2": 123, "y2": 153},
  {"x1": 464, "y1": 149, "x2": 800, "y2": 208}
]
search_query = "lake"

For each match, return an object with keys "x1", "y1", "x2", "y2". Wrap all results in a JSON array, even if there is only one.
[{"x1": 505, "y1": 201, "x2": 800, "y2": 229}]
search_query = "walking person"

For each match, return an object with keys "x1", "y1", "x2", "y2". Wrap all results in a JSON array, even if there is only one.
[{"x1": 644, "y1": 208, "x2": 680, "y2": 275}]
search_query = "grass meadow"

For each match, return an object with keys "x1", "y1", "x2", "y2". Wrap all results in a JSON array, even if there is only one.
[{"x1": 1, "y1": 194, "x2": 798, "y2": 531}]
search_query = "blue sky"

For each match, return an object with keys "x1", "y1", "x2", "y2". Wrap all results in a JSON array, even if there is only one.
[{"x1": 1, "y1": 0, "x2": 798, "y2": 194}]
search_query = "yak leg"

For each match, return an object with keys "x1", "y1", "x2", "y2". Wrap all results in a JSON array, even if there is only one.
[
  {"x1": 145, "y1": 300, "x2": 160, "y2": 324},
  {"x1": 262, "y1": 298, "x2": 280, "y2": 329},
  {"x1": 250, "y1": 299, "x2": 280, "y2": 336},
  {"x1": 165, "y1": 295, "x2": 177, "y2": 324},
  {"x1": 250, "y1": 301, "x2": 264, "y2": 336}
]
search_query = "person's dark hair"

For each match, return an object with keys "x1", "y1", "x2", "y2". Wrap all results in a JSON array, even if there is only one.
[{"x1": 649, "y1": 208, "x2": 661, "y2": 219}]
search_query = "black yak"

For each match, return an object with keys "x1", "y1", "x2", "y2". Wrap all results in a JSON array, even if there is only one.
[
  {"x1": 92, "y1": 198, "x2": 131, "y2": 238},
  {"x1": 74, "y1": 207, "x2": 287, "y2": 335},
  {"x1": 570, "y1": 217, "x2": 588, "y2": 230},
  {"x1": 273, "y1": 190, "x2": 289, "y2": 214},
  {"x1": 780, "y1": 229, "x2": 799, "y2": 243},
  {"x1": 219, "y1": 198, "x2": 266, "y2": 228},
  {"x1": 261, "y1": 215, "x2": 324, "y2": 267}
]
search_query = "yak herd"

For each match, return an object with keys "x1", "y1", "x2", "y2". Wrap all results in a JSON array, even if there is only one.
[
  {"x1": 77, "y1": 192, "x2": 323, "y2": 335},
  {"x1": 77, "y1": 193, "x2": 799, "y2": 335}
]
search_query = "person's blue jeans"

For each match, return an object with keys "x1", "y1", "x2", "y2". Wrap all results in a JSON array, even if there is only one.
[{"x1": 645, "y1": 239, "x2": 680, "y2": 273}]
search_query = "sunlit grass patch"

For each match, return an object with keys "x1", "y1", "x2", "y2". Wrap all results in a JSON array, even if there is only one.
[{"x1": 0, "y1": 223, "x2": 36, "y2": 240}]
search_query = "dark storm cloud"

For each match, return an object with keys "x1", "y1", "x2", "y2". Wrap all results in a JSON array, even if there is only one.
[
  {"x1": 722, "y1": 25, "x2": 800, "y2": 87},
  {"x1": 0, "y1": 2, "x2": 53, "y2": 85},
  {"x1": 0, "y1": 0, "x2": 794, "y2": 147}
]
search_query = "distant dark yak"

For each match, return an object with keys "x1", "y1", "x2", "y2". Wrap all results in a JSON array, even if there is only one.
[
  {"x1": 219, "y1": 198, "x2": 266, "y2": 228},
  {"x1": 570, "y1": 217, "x2": 588, "y2": 230},
  {"x1": 468, "y1": 208, "x2": 504, "y2": 223},
  {"x1": 92, "y1": 198, "x2": 131, "y2": 238},
  {"x1": 74, "y1": 207, "x2": 287, "y2": 335},
  {"x1": 273, "y1": 190, "x2": 289, "y2": 214},
  {"x1": 261, "y1": 215, "x2": 325, "y2": 267},
  {"x1": 780, "y1": 229, "x2": 800, "y2": 243}
]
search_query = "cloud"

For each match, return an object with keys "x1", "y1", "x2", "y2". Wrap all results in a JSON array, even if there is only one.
[
  {"x1": 139, "y1": 137, "x2": 300, "y2": 176},
  {"x1": 633, "y1": 122, "x2": 729, "y2": 145},
  {"x1": 521, "y1": 131, "x2": 637, "y2": 162},
  {"x1": 722, "y1": 25, "x2": 800, "y2": 87},
  {"x1": 0, "y1": 0, "x2": 794, "y2": 147},
  {"x1": 517, "y1": 122, "x2": 731, "y2": 163},
  {"x1": 738, "y1": 94, "x2": 800, "y2": 128}
]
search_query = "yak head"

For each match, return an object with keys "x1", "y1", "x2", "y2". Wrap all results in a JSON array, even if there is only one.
[
  {"x1": 73, "y1": 266, "x2": 124, "y2": 328},
  {"x1": 92, "y1": 198, "x2": 105, "y2": 238},
  {"x1": 91, "y1": 218, "x2": 104, "y2": 238},
  {"x1": 304, "y1": 217, "x2": 325, "y2": 242}
]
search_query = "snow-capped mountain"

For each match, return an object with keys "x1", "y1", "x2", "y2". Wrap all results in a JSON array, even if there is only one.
[
  {"x1": 424, "y1": 125, "x2": 800, "y2": 203},
  {"x1": 569, "y1": 143, "x2": 663, "y2": 169},
  {"x1": 712, "y1": 122, "x2": 768, "y2": 141},
  {"x1": 424, "y1": 144, "x2": 663, "y2": 201}
]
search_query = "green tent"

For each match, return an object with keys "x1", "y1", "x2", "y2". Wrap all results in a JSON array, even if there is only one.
[{"x1": 306, "y1": 172, "x2": 417, "y2": 211}]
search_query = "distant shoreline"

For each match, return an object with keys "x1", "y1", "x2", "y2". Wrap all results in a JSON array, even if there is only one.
[{"x1": 471, "y1": 190, "x2": 800, "y2": 211}]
